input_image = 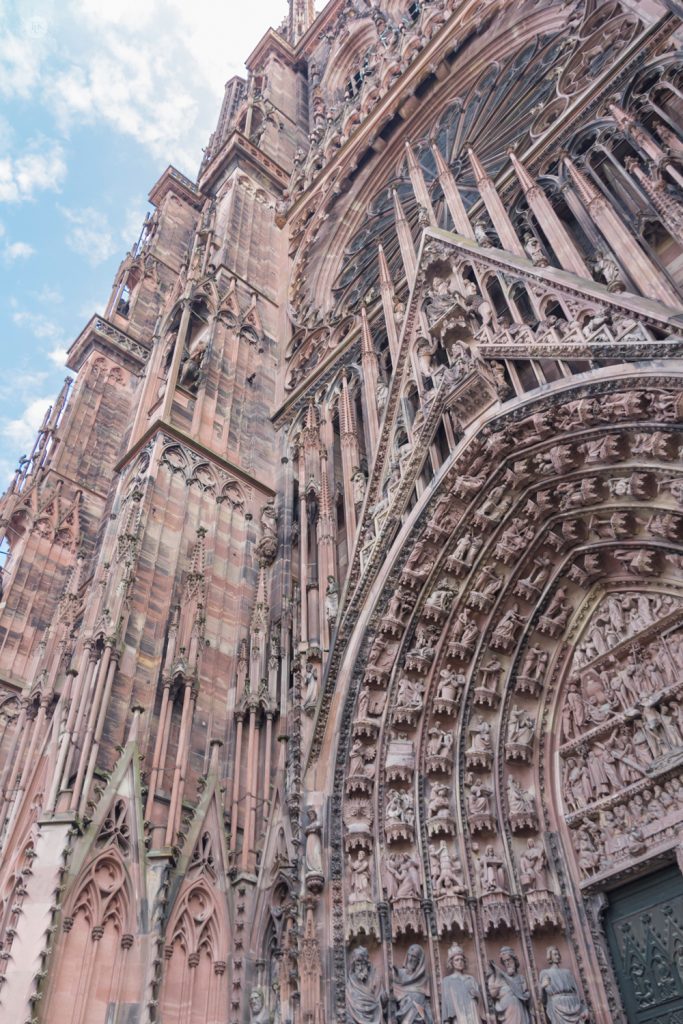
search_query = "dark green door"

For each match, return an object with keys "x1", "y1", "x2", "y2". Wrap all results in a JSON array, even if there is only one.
[{"x1": 605, "y1": 864, "x2": 683, "y2": 1024}]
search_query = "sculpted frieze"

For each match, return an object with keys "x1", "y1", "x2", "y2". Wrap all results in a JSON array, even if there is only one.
[
  {"x1": 383, "y1": 853, "x2": 424, "y2": 938},
  {"x1": 446, "y1": 533, "x2": 483, "y2": 577},
  {"x1": 404, "y1": 626, "x2": 439, "y2": 674},
  {"x1": 380, "y1": 587, "x2": 415, "y2": 636},
  {"x1": 490, "y1": 604, "x2": 525, "y2": 654},
  {"x1": 347, "y1": 738, "x2": 376, "y2": 796},
  {"x1": 393, "y1": 676, "x2": 425, "y2": 728},
  {"x1": 468, "y1": 567, "x2": 503, "y2": 614}
]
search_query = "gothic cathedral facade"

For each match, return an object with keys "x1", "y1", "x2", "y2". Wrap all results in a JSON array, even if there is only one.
[{"x1": 2, "y1": 1, "x2": 683, "y2": 1021}]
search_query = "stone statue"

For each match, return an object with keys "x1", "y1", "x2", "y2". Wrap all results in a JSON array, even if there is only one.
[
  {"x1": 539, "y1": 947, "x2": 589, "y2": 1024},
  {"x1": 303, "y1": 663, "x2": 318, "y2": 708},
  {"x1": 521, "y1": 644, "x2": 547, "y2": 681},
  {"x1": 325, "y1": 576, "x2": 339, "y2": 623},
  {"x1": 431, "y1": 841, "x2": 465, "y2": 894},
  {"x1": 427, "y1": 726, "x2": 453, "y2": 759},
  {"x1": 441, "y1": 944, "x2": 485, "y2": 1024},
  {"x1": 507, "y1": 706, "x2": 535, "y2": 747},
  {"x1": 256, "y1": 500, "x2": 279, "y2": 563},
  {"x1": 179, "y1": 339, "x2": 207, "y2": 389},
  {"x1": 376, "y1": 379, "x2": 389, "y2": 414},
  {"x1": 352, "y1": 467, "x2": 367, "y2": 506},
  {"x1": 591, "y1": 249, "x2": 624, "y2": 292},
  {"x1": 393, "y1": 944, "x2": 434, "y2": 1024},
  {"x1": 349, "y1": 850, "x2": 372, "y2": 904},
  {"x1": 523, "y1": 232, "x2": 548, "y2": 267},
  {"x1": 487, "y1": 948, "x2": 532, "y2": 1024},
  {"x1": 428, "y1": 782, "x2": 452, "y2": 820},
  {"x1": 346, "y1": 946, "x2": 386, "y2": 1024},
  {"x1": 437, "y1": 668, "x2": 466, "y2": 702},
  {"x1": 507, "y1": 777, "x2": 535, "y2": 817},
  {"x1": 478, "y1": 844, "x2": 508, "y2": 892},
  {"x1": 249, "y1": 988, "x2": 271, "y2": 1023},
  {"x1": 384, "y1": 852, "x2": 422, "y2": 901},
  {"x1": 467, "y1": 775, "x2": 493, "y2": 816},
  {"x1": 468, "y1": 717, "x2": 493, "y2": 754},
  {"x1": 519, "y1": 837, "x2": 548, "y2": 890},
  {"x1": 304, "y1": 807, "x2": 324, "y2": 879},
  {"x1": 474, "y1": 221, "x2": 492, "y2": 247}
]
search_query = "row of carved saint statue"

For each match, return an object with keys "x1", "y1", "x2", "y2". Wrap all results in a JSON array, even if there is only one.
[{"x1": 344, "y1": 942, "x2": 587, "y2": 1024}]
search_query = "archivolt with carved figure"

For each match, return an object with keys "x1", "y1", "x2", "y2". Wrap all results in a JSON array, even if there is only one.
[{"x1": 328, "y1": 372, "x2": 683, "y2": 1022}]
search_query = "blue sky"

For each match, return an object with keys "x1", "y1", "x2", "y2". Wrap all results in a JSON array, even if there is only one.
[{"x1": 0, "y1": 0, "x2": 290, "y2": 481}]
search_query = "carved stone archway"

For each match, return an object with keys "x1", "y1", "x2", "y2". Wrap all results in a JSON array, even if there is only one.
[{"x1": 327, "y1": 369, "x2": 683, "y2": 1023}]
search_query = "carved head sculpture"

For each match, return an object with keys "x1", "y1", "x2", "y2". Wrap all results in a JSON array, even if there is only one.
[
  {"x1": 500, "y1": 946, "x2": 519, "y2": 975},
  {"x1": 405, "y1": 944, "x2": 422, "y2": 972},
  {"x1": 349, "y1": 945, "x2": 371, "y2": 982},
  {"x1": 447, "y1": 943, "x2": 466, "y2": 972},
  {"x1": 249, "y1": 988, "x2": 265, "y2": 1011},
  {"x1": 546, "y1": 945, "x2": 562, "y2": 965}
]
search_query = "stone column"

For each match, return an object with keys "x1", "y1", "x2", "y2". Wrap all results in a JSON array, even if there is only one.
[{"x1": 468, "y1": 147, "x2": 525, "y2": 256}]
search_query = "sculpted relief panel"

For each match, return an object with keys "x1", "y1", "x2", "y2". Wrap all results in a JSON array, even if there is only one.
[{"x1": 332, "y1": 377, "x2": 683, "y2": 1024}]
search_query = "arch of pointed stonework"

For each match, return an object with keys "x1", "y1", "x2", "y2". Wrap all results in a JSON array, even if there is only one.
[
  {"x1": 318, "y1": 368, "x2": 683, "y2": 1022},
  {"x1": 161, "y1": 791, "x2": 230, "y2": 963},
  {"x1": 46, "y1": 841, "x2": 135, "y2": 1024},
  {"x1": 159, "y1": 791, "x2": 230, "y2": 1024}
]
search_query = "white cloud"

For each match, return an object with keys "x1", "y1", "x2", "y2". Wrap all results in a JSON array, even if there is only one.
[
  {"x1": 0, "y1": 22, "x2": 50, "y2": 100},
  {"x1": 36, "y1": 285, "x2": 63, "y2": 304},
  {"x1": 47, "y1": 346, "x2": 69, "y2": 367},
  {"x1": 3, "y1": 240, "x2": 34, "y2": 261},
  {"x1": 0, "y1": 140, "x2": 67, "y2": 202},
  {"x1": 59, "y1": 205, "x2": 117, "y2": 265},
  {"x1": 0, "y1": 3, "x2": 290, "y2": 175},
  {"x1": 12, "y1": 309, "x2": 63, "y2": 342},
  {"x1": 2, "y1": 396, "x2": 54, "y2": 451},
  {"x1": 78, "y1": 297, "x2": 105, "y2": 318},
  {"x1": 42, "y1": 1, "x2": 287, "y2": 171}
]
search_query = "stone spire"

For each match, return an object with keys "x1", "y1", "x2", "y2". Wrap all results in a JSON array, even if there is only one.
[{"x1": 289, "y1": 0, "x2": 315, "y2": 43}]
